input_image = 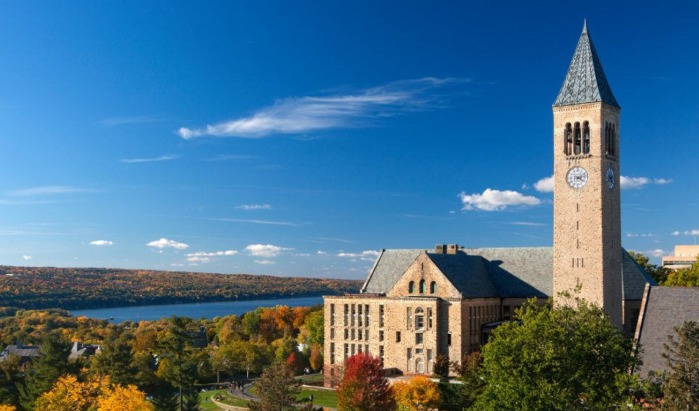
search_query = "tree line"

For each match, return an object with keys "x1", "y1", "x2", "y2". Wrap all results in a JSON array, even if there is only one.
[{"x1": 0, "y1": 265, "x2": 361, "y2": 309}]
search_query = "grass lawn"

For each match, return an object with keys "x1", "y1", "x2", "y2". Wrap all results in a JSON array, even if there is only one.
[
  {"x1": 199, "y1": 388, "x2": 250, "y2": 410},
  {"x1": 297, "y1": 387, "x2": 337, "y2": 408}
]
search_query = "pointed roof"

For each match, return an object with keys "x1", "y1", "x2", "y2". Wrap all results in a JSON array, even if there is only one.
[{"x1": 553, "y1": 22, "x2": 620, "y2": 108}]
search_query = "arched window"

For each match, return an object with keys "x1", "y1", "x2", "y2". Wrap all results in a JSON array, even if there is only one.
[
  {"x1": 582, "y1": 121, "x2": 590, "y2": 154},
  {"x1": 415, "y1": 308, "x2": 424, "y2": 330},
  {"x1": 408, "y1": 281, "x2": 415, "y2": 294},
  {"x1": 430, "y1": 281, "x2": 436, "y2": 294},
  {"x1": 564, "y1": 123, "x2": 572, "y2": 155},
  {"x1": 574, "y1": 122, "x2": 581, "y2": 154},
  {"x1": 419, "y1": 280, "x2": 426, "y2": 294}
]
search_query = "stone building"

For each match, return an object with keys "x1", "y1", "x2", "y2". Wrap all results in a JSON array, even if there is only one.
[{"x1": 323, "y1": 23, "x2": 657, "y2": 386}]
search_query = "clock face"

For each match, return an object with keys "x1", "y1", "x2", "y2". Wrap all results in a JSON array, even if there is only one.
[
  {"x1": 567, "y1": 166, "x2": 588, "y2": 189},
  {"x1": 606, "y1": 168, "x2": 615, "y2": 189}
]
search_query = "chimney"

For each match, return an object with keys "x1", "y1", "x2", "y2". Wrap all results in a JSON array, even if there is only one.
[
  {"x1": 447, "y1": 244, "x2": 459, "y2": 255},
  {"x1": 435, "y1": 244, "x2": 446, "y2": 254}
]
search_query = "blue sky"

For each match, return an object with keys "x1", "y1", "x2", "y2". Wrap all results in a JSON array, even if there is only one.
[{"x1": 0, "y1": 1, "x2": 697, "y2": 279}]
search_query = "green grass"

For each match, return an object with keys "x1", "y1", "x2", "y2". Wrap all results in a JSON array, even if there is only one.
[
  {"x1": 199, "y1": 388, "x2": 250, "y2": 410},
  {"x1": 297, "y1": 387, "x2": 337, "y2": 408},
  {"x1": 296, "y1": 373, "x2": 324, "y2": 384}
]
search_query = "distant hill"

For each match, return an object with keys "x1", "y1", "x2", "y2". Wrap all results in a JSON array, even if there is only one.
[{"x1": 0, "y1": 266, "x2": 362, "y2": 310}]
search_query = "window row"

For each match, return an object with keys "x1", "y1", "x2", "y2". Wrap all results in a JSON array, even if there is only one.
[
  {"x1": 408, "y1": 280, "x2": 437, "y2": 294},
  {"x1": 562, "y1": 121, "x2": 617, "y2": 157},
  {"x1": 406, "y1": 307, "x2": 434, "y2": 330}
]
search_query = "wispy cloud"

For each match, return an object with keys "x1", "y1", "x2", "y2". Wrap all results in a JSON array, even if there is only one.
[
  {"x1": 178, "y1": 77, "x2": 466, "y2": 139},
  {"x1": 459, "y1": 189, "x2": 541, "y2": 211},
  {"x1": 674, "y1": 229, "x2": 699, "y2": 236},
  {"x1": 22, "y1": 255, "x2": 32, "y2": 260},
  {"x1": 205, "y1": 154, "x2": 256, "y2": 162},
  {"x1": 8, "y1": 186, "x2": 92, "y2": 197},
  {"x1": 245, "y1": 244, "x2": 292, "y2": 258},
  {"x1": 146, "y1": 238, "x2": 189, "y2": 250},
  {"x1": 236, "y1": 204, "x2": 271, "y2": 211},
  {"x1": 254, "y1": 260, "x2": 275, "y2": 265},
  {"x1": 186, "y1": 249, "x2": 238, "y2": 263},
  {"x1": 509, "y1": 221, "x2": 546, "y2": 227},
  {"x1": 100, "y1": 115, "x2": 165, "y2": 127},
  {"x1": 120, "y1": 155, "x2": 180, "y2": 164},
  {"x1": 648, "y1": 249, "x2": 666, "y2": 258},
  {"x1": 534, "y1": 176, "x2": 554, "y2": 193},
  {"x1": 214, "y1": 218, "x2": 301, "y2": 227},
  {"x1": 626, "y1": 233, "x2": 655, "y2": 238},
  {"x1": 620, "y1": 176, "x2": 672, "y2": 190},
  {"x1": 337, "y1": 250, "x2": 380, "y2": 261},
  {"x1": 90, "y1": 240, "x2": 114, "y2": 246}
]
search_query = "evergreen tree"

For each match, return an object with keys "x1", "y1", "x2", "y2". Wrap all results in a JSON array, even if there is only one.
[
  {"x1": 91, "y1": 336, "x2": 136, "y2": 386},
  {"x1": 150, "y1": 384, "x2": 178, "y2": 411},
  {"x1": 662, "y1": 321, "x2": 699, "y2": 410},
  {"x1": 181, "y1": 387, "x2": 200, "y2": 411},
  {"x1": 155, "y1": 317, "x2": 200, "y2": 411},
  {"x1": 248, "y1": 361, "x2": 300, "y2": 411},
  {"x1": 18, "y1": 333, "x2": 72, "y2": 411}
]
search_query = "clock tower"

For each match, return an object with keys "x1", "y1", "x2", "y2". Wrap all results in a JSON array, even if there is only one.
[{"x1": 552, "y1": 21, "x2": 622, "y2": 328}]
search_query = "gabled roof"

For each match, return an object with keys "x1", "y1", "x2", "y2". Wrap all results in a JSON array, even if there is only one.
[
  {"x1": 634, "y1": 286, "x2": 699, "y2": 377},
  {"x1": 553, "y1": 21, "x2": 620, "y2": 108},
  {"x1": 360, "y1": 246, "x2": 652, "y2": 301},
  {"x1": 427, "y1": 252, "x2": 497, "y2": 298}
]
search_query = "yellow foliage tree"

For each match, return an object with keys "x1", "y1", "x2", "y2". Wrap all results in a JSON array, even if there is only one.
[
  {"x1": 96, "y1": 384, "x2": 154, "y2": 411},
  {"x1": 34, "y1": 374, "x2": 101, "y2": 411},
  {"x1": 0, "y1": 405, "x2": 17, "y2": 411},
  {"x1": 393, "y1": 375, "x2": 440, "y2": 411}
]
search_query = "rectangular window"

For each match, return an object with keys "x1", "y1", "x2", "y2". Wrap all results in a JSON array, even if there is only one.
[
  {"x1": 380, "y1": 305, "x2": 385, "y2": 327},
  {"x1": 407, "y1": 348, "x2": 412, "y2": 360},
  {"x1": 344, "y1": 343, "x2": 349, "y2": 360},
  {"x1": 396, "y1": 331, "x2": 401, "y2": 343},
  {"x1": 447, "y1": 333, "x2": 452, "y2": 346},
  {"x1": 380, "y1": 346, "x2": 384, "y2": 367},
  {"x1": 330, "y1": 328, "x2": 335, "y2": 340},
  {"x1": 351, "y1": 329, "x2": 355, "y2": 340},
  {"x1": 344, "y1": 304, "x2": 349, "y2": 326},
  {"x1": 379, "y1": 330, "x2": 384, "y2": 342},
  {"x1": 416, "y1": 333, "x2": 423, "y2": 345},
  {"x1": 416, "y1": 315, "x2": 424, "y2": 330},
  {"x1": 365, "y1": 304, "x2": 370, "y2": 325},
  {"x1": 358, "y1": 329, "x2": 363, "y2": 341},
  {"x1": 365, "y1": 329, "x2": 369, "y2": 341},
  {"x1": 503, "y1": 305, "x2": 510, "y2": 320},
  {"x1": 358, "y1": 345, "x2": 362, "y2": 354},
  {"x1": 427, "y1": 308, "x2": 433, "y2": 329},
  {"x1": 416, "y1": 348, "x2": 423, "y2": 355},
  {"x1": 344, "y1": 329, "x2": 348, "y2": 340},
  {"x1": 330, "y1": 343, "x2": 335, "y2": 364},
  {"x1": 351, "y1": 304, "x2": 356, "y2": 327},
  {"x1": 407, "y1": 307, "x2": 412, "y2": 329},
  {"x1": 330, "y1": 304, "x2": 335, "y2": 326},
  {"x1": 358, "y1": 304, "x2": 363, "y2": 327}
]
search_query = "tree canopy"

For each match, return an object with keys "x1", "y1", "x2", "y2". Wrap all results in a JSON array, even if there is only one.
[
  {"x1": 337, "y1": 353, "x2": 395, "y2": 411},
  {"x1": 662, "y1": 321, "x2": 699, "y2": 410}
]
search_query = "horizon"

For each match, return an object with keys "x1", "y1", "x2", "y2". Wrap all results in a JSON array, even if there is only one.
[{"x1": 1, "y1": 1, "x2": 697, "y2": 279}]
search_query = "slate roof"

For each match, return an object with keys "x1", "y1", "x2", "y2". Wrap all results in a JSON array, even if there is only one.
[
  {"x1": 553, "y1": 22, "x2": 620, "y2": 108},
  {"x1": 634, "y1": 287, "x2": 699, "y2": 377},
  {"x1": 360, "y1": 247, "x2": 652, "y2": 301}
]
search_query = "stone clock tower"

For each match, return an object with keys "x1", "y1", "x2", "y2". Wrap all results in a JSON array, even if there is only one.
[{"x1": 552, "y1": 22, "x2": 622, "y2": 328}]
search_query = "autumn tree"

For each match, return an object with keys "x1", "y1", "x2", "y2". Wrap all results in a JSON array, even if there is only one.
[
  {"x1": 91, "y1": 335, "x2": 136, "y2": 386},
  {"x1": 474, "y1": 298, "x2": 637, "y2": 411},
  {"x1": 156, "y1": 317, "x2": 201, "y2": 411},
  {"x1": 337, "y1": 353, "x2": 395, "y2": 411},
  {"x1": 248, "y1": 361, "x2": 301, "y2": 411},
  {"x1": 661, "y1": 321, "x2": 699, "y2": 410},
  {"x1": 298, "y1": 309, "x2": 323, "y2": 347},
  {"x1": 96, "y1": 384, "x2": 154, "y2": 411},
  {"x1": 0, "y1": 405, "x2": 16, "y2": 411},
  {"x1": 308, "y1": 344, "x2": 323, "y2": 372},
  {"x1": 34, "y1": 374, "x2": 101, "y2": 411},
  {"x1": 664, "y1": 257, "x2": 699, "y2": 287},
  {"x1": 433, "y1": 354, "x2": 450, "y2": 380},
  {"x1": 393, "y1": 376, "x2": 440, "y2": 411}
]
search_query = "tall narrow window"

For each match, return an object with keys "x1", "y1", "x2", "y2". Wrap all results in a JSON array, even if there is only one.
[
  {"x1": 365, "y1": 305, "x2": 370, "y2": 325},
  {"x1": 330, "y1": 343, "x2": 335, "y2": 364},
  {"x1": 396, "y1": 331, "x2": 401, "y2": 343},
  {"x1": 379, "y1": 305, "x2": 384, "y2": 327},
  {"x1": 380, "y1": 346, "x2": 384, "y2": 367},
  {"x1": 408, "y1": 281, "x2": 415, "y2": 294},
  {"x1": 610, "y1": 124, "x2": 616, "y2": 156},
  {"x1": 582, "y1": 121, "x2": 590, "y2": 154},
  {"x1": 407, "y1": 307, "x2": 412, "y2": 329},
  {"x1": 343, "y1": 304, "x2": 348, "y2": 326},
  {"x1": 358, "y1": 305, "x2": 363, "y2": 327},
  {"x1": 574, "y1": 122, "x2": 581, "y2": 154},
  {"x1": 415, "y1": 308, "x2": 424, "y2": 330},
  {"x1": 427, "y1": 308, "x2": 433, "y2": 329},
  {"x1": 330, "y1": 304, "x2": 335, "y2": 326},
  {"x1": 419, "y1": 280, "x2": 426, "y2": 294},
  {"x1": 430, "y1": 281, "x2": 436, "y2": 294},
  {"x1": 564, "y1": 123, "x2": 572, "y2": 155}
]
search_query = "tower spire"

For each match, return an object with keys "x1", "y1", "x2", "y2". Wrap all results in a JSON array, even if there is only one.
[{"x1": 553, "y1": 21, "x2": 619, "y2": 108}]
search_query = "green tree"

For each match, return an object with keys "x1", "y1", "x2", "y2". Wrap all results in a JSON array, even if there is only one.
[
  {"x1": 450, "y1": 351, "x2": 483, "y2": 408},
  {"x1": 18, "y1": 333, "x2": 73, "y2": 410},
  {"x1": 664, "y1": 257, "x2": 699, "y2": 287},
  {"x1": 248, "y1": 361, "x2": 301, "y2": 411},
  {"x1": 155, "y1": 317, "x2": 201, "y2": 411},
  {"x1": 662, "y1": 321, "x2": 699, "y2": 410},
  {"x1": 299, "y1": 310, "x2": 324, "y2": 347},
  {"x1": 628, "y1": 251, "x2": 669, "y2": 284},
  {"x1": 91, "y1": 336, "x2": 136, "y2": 386},
  {"x1": 474, "y1": 298, "x2": 637, "y2": 411},
  {"x1": 432, "y1": 355, "x2": 450, "y2": 380},
  {"x1": 337, "y1": 353, "x2": 395, "y2": 411}
]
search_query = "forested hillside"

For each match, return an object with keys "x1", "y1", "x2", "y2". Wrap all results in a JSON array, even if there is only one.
[{"x1": 0, "y1": 266, "x2": 361, "y2": 310}]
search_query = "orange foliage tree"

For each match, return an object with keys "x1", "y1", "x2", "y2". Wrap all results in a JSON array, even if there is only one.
[
  {"x1": 96, "y1": 384, "x2": 154, "y2": 411},
  {"x1": 393, "y1": 375, "x2": 440, "y2": 411}
]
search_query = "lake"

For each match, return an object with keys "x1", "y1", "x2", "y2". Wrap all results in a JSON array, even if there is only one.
[{"x1": 70, "y1": 296, "x2": 324, "y2": 323}]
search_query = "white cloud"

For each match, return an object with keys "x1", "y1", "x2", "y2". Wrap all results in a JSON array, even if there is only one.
[
  {"x1": 626, "y1": 233, "x2": 655, "y2": 238},
  {"x1": 146, "y1": 238, "x2": 189, "y2": 250},
  {"x1": 459, "y1": 189, "x2": 541, "y2": 211},
  {"x1": 8, "y1": 186, "x2": 92, "y2": 197},
  {"x1": 236, "y1": 204, "x2": 271, "y2": 211},
  {"x1": 22, "y1": 255, "x2": 32, "y2": 260},
  {"x1": 620, "y1": 176, "x2": 672, "y2": 190},
  {"x1": 178, "y1": 78, "x2": 465, "y2": 139},
  {"x1": 214, "y1": 218, "x2": 300, "y2": 227},
  {"x1": 90, "y1": 240, "x2": 114, "y2": 246},
  {"x1": 534, "y1": 176, "x2": 554, "y2": 193},
  {"x1": 684, "y1": 229, "x2": 699, "y2": 236},
  {"x1": 317, "y1": 251, "x2": 328, "y2": 255},
  {"x1": 337, "y1": 250, "x2": 380, "y2": 261},
  {"x1": 672, "y1": 231, "x2": 681, "y2": 236},
  {"x1": 185, "y1": 250, "x2": 237, "y2": 263},
  {"x1": 254, "y1": 260, "x2": 275, "y2": 265},
  {"x1": 648, "y1": 249, "x2": 665, "y2": 258},
  {"x1": 120, "y1": 155, "x2": 180, "y2": 163},
  {"x1": 245, "y1": 244, "x2": 292, "y2": 258}
]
